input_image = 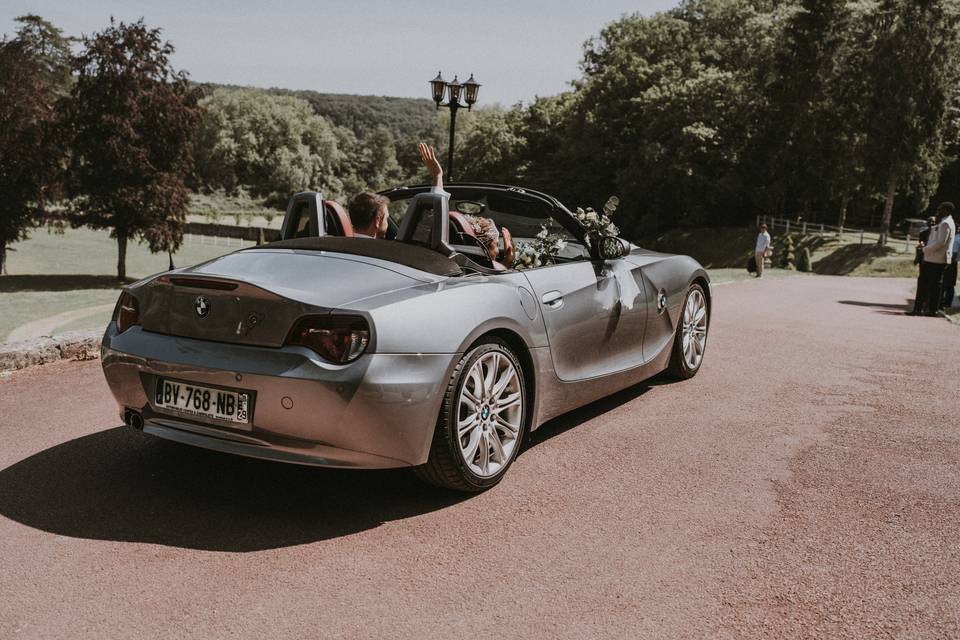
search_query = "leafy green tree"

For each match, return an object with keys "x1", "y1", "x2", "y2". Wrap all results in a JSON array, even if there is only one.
[
  {"x1": 0, "y1": 36, "x2": 65, "y2": 275},
  {"x1": 8, "y1": 14, "x2": 73, "y2": 94},
  {"x1": 63, "y1": 19, "x2": 201, "y2": 279},
  {"x1": 556, "y1": 1, "x2": 786, "y2": 237},
  {"x1": 839, "y1": 0, "x2": 960, "y2": 243},
  {"x1": 195, "y1": 89, "x2": 346, "y2": 204},
  {"x1": 454, "y1": 106, "x2": 527, "y2": 184}
]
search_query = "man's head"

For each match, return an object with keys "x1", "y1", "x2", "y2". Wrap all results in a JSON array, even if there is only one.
[
  {"x1": 759, "y1": 223, "x2": 768, "y2": 233},
  {"x1": 927, "y1": 216, "x2": 937, "y2": 227},
  {"x1": 936, "y1": 202, "x2": 955, "y2": 222},
  {"x1": 347, "y1": 192, "x2": 390, "y2": 238}
]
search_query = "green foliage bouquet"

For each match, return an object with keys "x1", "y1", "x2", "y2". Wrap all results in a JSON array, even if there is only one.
[
  {"x1": 575, "y1": 196, "x2": 620, "y2": 246},
  {"x1": 513, "y1": 195, "x2": 621, "y2": 270},
  {"x1": 513, "y1": 225, "x2": 568, "y2": 270}
]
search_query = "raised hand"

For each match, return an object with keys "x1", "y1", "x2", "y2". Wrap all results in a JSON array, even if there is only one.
[
  {"x1": 418, "y1": 142, "x2": 443, "y2": 188},
  {"x1": 501, "y1": 226, "x2": 515, "y2": 267}
]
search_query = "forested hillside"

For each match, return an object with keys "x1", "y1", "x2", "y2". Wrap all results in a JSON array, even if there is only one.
[{"x1": 198, "y1": 83, "x2": 438, "y2": 139}]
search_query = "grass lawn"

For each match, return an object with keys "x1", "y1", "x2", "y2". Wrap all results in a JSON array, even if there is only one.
[
  {"x1": 645, "y1": 226, "x2": 917, "y2": 277},
  {"x1": 0, "y1": 228, "x2": 233, "y2": 343}
]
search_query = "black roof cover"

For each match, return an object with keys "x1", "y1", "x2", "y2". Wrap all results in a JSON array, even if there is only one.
[{"x1": 246, "y1": 236, "x2": 462, "y2": 277}]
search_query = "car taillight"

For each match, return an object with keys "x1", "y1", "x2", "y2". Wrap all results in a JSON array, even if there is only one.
[
  {"x1": 114, "y1": 292, "x2": 140, "y2": 333},
  {"x1": 286, "y1": 315, "x2": 370, "y2": 363}
]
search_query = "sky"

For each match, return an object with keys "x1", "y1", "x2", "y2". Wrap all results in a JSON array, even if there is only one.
[{"x1": 3, "y1": 0, "x2": 678, "y2": 105}]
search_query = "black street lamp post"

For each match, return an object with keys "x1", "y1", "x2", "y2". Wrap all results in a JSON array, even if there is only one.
[{"x1": 430, "y1": 71, "x2": 481, "y2": 181}]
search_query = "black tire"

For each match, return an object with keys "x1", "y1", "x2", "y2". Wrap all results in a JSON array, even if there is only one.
[
  {"x1": 415, "y1": 338, "x2": 527, "y2": 492},
  {"x1": 666, "y1": 283, "x2": 708, "y2": 380}
]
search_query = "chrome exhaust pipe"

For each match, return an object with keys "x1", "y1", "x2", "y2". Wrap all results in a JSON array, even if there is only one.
[{"x1": 125, "y1": 410, "x2": 144, "y2": 430}]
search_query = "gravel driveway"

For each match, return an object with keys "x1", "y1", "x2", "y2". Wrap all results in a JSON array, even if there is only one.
[{"x1": 0, "y1": 275, "x2": 956, "y2": 639}]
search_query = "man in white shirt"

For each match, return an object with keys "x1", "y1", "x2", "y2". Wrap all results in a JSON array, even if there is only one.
[
  {"x1": 910, "y1": 201, "x2": 956, "y2": 316},
  {"x1": 755, "y1": 223, "x2": 772, "y2": 278},
  {"x1": 941, "y1": 221, "x2": 960, "y2": 309}
]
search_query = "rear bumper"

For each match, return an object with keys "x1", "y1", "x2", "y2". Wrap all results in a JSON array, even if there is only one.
[{"x1": 101, "y1": 324, "x2": 458, "y2": 468}]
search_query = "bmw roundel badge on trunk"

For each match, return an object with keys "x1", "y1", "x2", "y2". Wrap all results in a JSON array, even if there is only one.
[{"x1": 195, "y1": 295, "x2": 210, "y2": 318}]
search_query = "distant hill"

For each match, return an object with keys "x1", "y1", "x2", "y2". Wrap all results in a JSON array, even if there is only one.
[{"x1": 197, "y1": 83, "x2": 438, "y2": 139}]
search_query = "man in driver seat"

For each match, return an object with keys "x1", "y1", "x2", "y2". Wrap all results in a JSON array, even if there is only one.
[
  {"x1": 347, "y1": 144, "x2": 515, "y2": 267},
  {"x1": 347, "y1": 143, "x2": 445, "y2": 240}
]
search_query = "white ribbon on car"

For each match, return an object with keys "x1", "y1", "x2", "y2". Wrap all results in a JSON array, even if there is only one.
[{"x1": 608, "y1": 259, "x2": 642, "y2": 311}]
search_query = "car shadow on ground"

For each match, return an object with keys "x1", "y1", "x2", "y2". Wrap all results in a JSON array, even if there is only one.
[{"x1": 0, "y1": 381, "x2": 656, "y2": 552}]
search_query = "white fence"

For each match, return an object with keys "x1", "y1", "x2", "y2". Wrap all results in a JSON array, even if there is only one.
[
  {"x1": 756, "y1": 215, "x2": 914, "y2": 252},
  {"x1": 182, "y1": 233, "x2": 255, "y2": 249}
]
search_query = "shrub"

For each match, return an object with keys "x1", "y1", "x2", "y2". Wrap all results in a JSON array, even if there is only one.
[
  {"x1": 781, "y1": 234, "x2": 796, "y2": 270},
  {"x1": 797, "y1": 247, "x2": 812, "y2": 272}
]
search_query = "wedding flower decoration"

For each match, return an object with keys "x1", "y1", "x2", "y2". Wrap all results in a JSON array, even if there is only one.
[
  {"x1": 575, "y1": 196, "x2": 620, "y2": 246},
  {"x1": 513, "y1": 225, "x2": 568, "y2": 270},
  {"x1": 512, "y1": 196, "x2": 621, "y2": 270}
]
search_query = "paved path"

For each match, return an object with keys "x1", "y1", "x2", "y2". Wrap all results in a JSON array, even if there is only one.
[
  {"x1": 6, "y1": 303, "x2": 115, "y2": 343},
  {"x1": 0, "y1": 275, "x2": 957, "y2": 639}
]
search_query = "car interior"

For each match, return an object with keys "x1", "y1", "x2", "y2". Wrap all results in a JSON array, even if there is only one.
[{"x1": 277, "y1": 185, "x2": 592, "y2": 275}]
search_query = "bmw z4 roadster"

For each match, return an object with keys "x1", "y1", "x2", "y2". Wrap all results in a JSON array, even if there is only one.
[{"x1": 102, "y1": 183, "x2": 710, "y2": 491}]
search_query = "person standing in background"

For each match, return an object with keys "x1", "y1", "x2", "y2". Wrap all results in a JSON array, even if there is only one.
[
  {"x1": 755, "y1": 223, "x2": 771, "y2": 278},
  {"x1": 915, "y1": 216, "x2": 936, "y2": 266},
  {"x1": 942, "y1": 228, "x2": 960, "y2": 309},
  {"x1": 909, "y1": 216, "x2": 936, "y2": 315},
  {"x1": 909, "y1": 202, "x2": 956, "y2": 316}
]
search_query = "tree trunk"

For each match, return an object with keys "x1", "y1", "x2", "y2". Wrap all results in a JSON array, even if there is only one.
[
  {"x1": 878, "y1": 174, "x2": 897, "y2": 246},
  {"x1": 117, "y1": 232, "x2": 128, "y2": 280},
  {"x1": 837, "y1": 196, "x2": 849, "y2": 230},
  {"x1": 0, "y1": 243, "x2": 6, "y2": 276}
]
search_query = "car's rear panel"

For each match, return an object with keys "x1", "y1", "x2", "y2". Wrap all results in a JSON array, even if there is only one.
[{"x1": 101, "y1": 248, "x2": 461, "y2": 468}]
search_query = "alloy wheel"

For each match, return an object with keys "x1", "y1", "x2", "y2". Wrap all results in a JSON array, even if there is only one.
[
  {"x1": 456, "y1": 351, "x2": 523, "y2": 477},
  {"x1": 681, "y1": 289, "x2": 708, "y2": 370}
]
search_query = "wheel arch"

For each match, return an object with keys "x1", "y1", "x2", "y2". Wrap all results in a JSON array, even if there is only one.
[{"x1": 691, "y1": 273, "x2": 711, "y2": 320}]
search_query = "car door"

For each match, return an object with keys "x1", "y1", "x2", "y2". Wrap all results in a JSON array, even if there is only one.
[{"x1": 522, "y1": 258, "x2": 650, "y2": 381}]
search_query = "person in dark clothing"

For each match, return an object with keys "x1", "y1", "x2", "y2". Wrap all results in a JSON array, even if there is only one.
[
  {"x1": 910, "y1": 216, "x2": 937, "y2": 314},
  {"x1": 909, "y1": 203, "x2": 956, "y2": 316},
  {"x1": 915, "y1": 216, "x2": 935, "y2": 265}
]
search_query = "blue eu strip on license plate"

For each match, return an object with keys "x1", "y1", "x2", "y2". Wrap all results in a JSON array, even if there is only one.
[{"x1": 154, "y1": 378, "x2": 250, "y2": 424}]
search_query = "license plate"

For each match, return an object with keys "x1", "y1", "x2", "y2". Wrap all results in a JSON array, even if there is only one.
[{"x1": 154, "y1": 378, "x2": 251, "y2": 425}]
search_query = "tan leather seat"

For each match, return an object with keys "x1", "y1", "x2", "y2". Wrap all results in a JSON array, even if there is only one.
[
  {"x1": 323, "y1": 200, "x2": 354, "y2": 237},
  {"x1": 448, "y1": 211, "x2": 511, "y2": 271}
]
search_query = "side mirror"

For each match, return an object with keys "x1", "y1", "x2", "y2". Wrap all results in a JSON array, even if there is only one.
[{"x1": 598, "y1": 235, "x2": 630, "y2": 260}]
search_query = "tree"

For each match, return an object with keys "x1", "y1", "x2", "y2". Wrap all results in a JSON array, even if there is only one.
[
  {"x1": 195, "y1": 89, "x2": 346, "y2": 204},
  {"x1": 561, "y1": 1, "x2": 787, "y2": 236},
  {"x1": 63, "y1": 19, "x2": 201, "y2": 279},
  {"x1": 454, "y1": 106, "x2": 527, "y2": 184},
  {"x1": 9, "y1": 14, "x2": 73, "y2": 94},
  {"x1": 0, "y1": 35, "x2": 64, "y2": 275},
  {"x1": 839, "y1": 0, "x2": 960, "y2": 244}
]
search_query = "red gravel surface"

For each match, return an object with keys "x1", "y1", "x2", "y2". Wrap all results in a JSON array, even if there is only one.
[{"x1": 0, "y1": 275, "x2": 957, "y2": 639}]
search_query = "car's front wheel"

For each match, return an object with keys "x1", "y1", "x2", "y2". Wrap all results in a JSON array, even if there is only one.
[
  {"x1": 667, "y1": 283, "x2": 709, "y2": 379},
  {"x1": 415, "y1": 338, "x2": 526, "y2": 492}
]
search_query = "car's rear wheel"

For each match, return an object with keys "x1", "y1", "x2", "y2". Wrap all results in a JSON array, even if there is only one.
[
  {"x1": 667, "y1": 284, "x2": 708, "y2": 379},
  {"x1": 415, "y1": 338, "x2": 526, "y2": 492}
]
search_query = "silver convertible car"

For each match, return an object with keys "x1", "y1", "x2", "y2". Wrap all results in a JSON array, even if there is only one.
[{"x1": 102, "y1": 183, "x2": 710, "y2": 491}]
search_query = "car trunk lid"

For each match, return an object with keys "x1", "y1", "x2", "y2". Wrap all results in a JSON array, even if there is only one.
[{"x1": 135, "y1": 250, "x2": 422, "y2": 347}]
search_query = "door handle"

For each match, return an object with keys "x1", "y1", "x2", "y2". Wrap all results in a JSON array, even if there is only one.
[{"x1": 541, "y1": 290, "x2": 563, "y2": 309}]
